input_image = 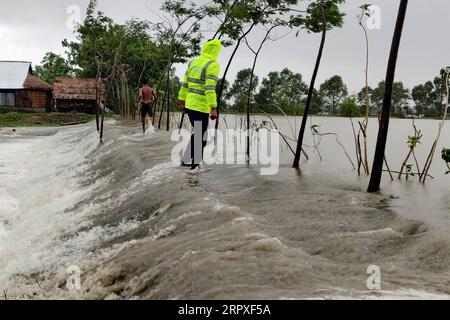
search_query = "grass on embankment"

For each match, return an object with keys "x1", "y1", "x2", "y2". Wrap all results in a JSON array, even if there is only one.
[{"x1": 0, "y1": 111, "x2": 96, "y2": 127}]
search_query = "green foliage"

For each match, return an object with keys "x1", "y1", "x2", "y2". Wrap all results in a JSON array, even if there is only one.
[
  {"x1": 405, "y1": 164, "x2": 414, "y2": 177},
  {"x1": 440, "y1": 66, "x2": 450, "y2": 79},
  {"x1": 227, "y1": 68, "x2": 259, "y2": 113},
  {"x1": 216, "y1": 78, "x2": 231, "y2": 110},
  {"x1": 57, "y1": 0, "x2": 347, "y2": 118},
  {"x1": 157, "y1": 0, "x2": 204, "y2": 63},
  {"x1": 310, "y1": 89, "x2": 323, "y2": 115},
  {"x1": 35, "y1": 52, "x2": 72, "y2": 84},
  {"x1": 63, "y1": 11, "x2": 164, "y2": 83},
  {"x1": 357, "y1": 3, "x2": 372, "y2": 24},
  {"x1": 252, "y1": 120, "x2": 270, "y2": 132},
  {"x1": 356, "y1": 86, "x2": 373, "y2": 109},
  {"x1": 255, "y1": 68, "x2": 308, "y2": 115},
  {"x1": 339, "y1": 98, "x2": 361, "y2": 117},
  {"x1": 404, "y1": 125, "x2": 422, "y2": 166},
  {"x1": 407, "y1": 131, "x2": 422, "y2": 149},
  {"x1": 366, "y1": 81, "x2": 410, "y2": 116},
  {"x1": 412, "y1": 76, "x2": 445, "y2": 117},
  {"x1": 61, "y1": 0, "x2": 195, "y2": 115},
  {"x1": 3, "y1": 112, "x2": 20, "y2": 122},
  {"x1": 310, "y1": 124, "x2": 320, "y2": 135},
  {"x1": 319, "y1": 75, "x2": 348, "y2": 115},
  {"x1": 299, "y1": 0, "x2": 346, "y2": 33},
  {"x1": 442, "y1": 148, "x2": 450, "y2": 163},
  {"x1": 0, "y1": 111, "x2": 95, "y2": 127},
  {"x1": 212, "y1": 0, "x2": 302, "y2": 42}
]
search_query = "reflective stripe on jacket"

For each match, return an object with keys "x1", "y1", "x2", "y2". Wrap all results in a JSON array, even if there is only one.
[{"x1": 178, "y1": 39, "x2": 222, "y2": 114}]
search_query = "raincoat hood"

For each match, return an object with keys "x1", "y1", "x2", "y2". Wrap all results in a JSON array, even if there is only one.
[{"x1": 201, "y1": 39, "x2": 222, "y2": 60}]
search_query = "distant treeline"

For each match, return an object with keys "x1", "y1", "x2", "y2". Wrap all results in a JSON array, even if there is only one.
[
  {"x1": 36, "y1": 52, "x2": 445, "y2": 119},
  {"x1": 216, "y1": 68, "x2": 448, "y2": 118}
]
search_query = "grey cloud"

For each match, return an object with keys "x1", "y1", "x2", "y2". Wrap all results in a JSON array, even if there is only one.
[{"x1": 0, "y1": 0, "x2": 448, "y2": 92}]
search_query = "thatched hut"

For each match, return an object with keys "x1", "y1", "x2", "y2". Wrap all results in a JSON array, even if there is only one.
[{"x1": 53, "y1": 77, "x2": 105, "y2": 114}]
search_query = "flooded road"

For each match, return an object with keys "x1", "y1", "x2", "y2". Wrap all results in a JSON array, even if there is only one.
[{"x1": 0, "y1": 116, "x2": 449, "y2": 299}]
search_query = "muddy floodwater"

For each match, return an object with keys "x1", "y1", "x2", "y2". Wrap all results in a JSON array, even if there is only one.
[{"x1": 0, "y1": 115, "x2": 449, "y2": 299}]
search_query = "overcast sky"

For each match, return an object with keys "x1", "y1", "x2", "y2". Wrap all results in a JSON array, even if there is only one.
[{"x1": 1, "y1": 0, "x2": 449, "y2": 93}]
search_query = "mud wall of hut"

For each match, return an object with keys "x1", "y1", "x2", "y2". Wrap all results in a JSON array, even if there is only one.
[{"x1": 15, "y1": 90, "x2": 51, "y2": 111}]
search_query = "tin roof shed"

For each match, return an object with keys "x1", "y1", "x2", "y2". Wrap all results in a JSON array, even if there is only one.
[{"x1": 0, "y1": 61, "x2": 33, "y2": 89}]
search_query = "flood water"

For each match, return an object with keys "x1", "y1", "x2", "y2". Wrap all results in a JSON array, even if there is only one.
[{"x1": 0, "y1": 115, "x2": 449, "y2": 300}]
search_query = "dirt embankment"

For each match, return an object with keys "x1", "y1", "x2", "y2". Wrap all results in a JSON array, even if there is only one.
[{"x1": 0, "y1": 112, "x2": 94, "y2": 127}]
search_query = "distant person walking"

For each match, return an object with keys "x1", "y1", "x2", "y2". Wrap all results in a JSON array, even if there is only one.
[
  {"x1": 139, "y1": 79, "x2": 157, "y2": 133},
  {"x1": 178, "y1": 39, "x2": 222, "y2": 170}
]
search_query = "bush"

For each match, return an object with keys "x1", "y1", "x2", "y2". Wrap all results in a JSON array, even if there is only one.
[
  {"x1": 339, "y1": 99, "x2": 361, "y2": 117},
  {"x1": 4, "y1": 112, "x2": 20, "y2": 121}
]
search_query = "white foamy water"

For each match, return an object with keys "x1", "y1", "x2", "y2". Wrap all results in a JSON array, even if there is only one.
[
  {"x1": 1, "y1": 117, "x2": 449, "y2": 300},
  {"x1": 0, "y1": 123, "x2": 165, "y2": 291},
  {"x1": 0, "y1": 126, "x2": 101, "y2": 283}
]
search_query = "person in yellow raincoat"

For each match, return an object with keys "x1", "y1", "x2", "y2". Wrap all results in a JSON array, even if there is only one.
[{"x1": 178, "y1": 39, "x2": 222, "y2": 170}]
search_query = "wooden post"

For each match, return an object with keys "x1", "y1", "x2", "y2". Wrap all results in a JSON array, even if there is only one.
[
  {"x1": 166, "y1": 69, "x2": 171, "y2": 131},
  {"x1": 95, "y1": 82, "x2": 100, "y2": 132}
]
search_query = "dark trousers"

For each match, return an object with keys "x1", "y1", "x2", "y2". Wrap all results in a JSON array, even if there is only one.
[{"x1": 182, "y1": 108, "x2": 209, "y2": 166}]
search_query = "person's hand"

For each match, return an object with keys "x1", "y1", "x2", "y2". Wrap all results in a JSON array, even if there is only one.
[
  {"x1": 210, "y1": 108, "x2": 218, "y2": 121},
  {"x1": 178, "y1": 100, "x2": 185, "y2": 111}
]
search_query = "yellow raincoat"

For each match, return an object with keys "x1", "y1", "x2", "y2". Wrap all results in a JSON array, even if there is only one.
[{"x1": 178, "y1": 39, "x2": 222, "y2": 114}]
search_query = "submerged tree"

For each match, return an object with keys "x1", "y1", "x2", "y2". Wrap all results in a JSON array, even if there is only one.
[
  {"x1": 293, "y1": 0, "x2": 345, "y2": 168},
  {"x1": 357, "y1": 4, "x2": 372, "y2": 174},
  {"x1": 339, "y1": 98, "x2": 361, "y2": 117},
  {"x1": 367, "y1": 0, "x2": 409, "y2": 193},
  {"x1": 318, "y1": 75, "x2": 348, "y2": 115},
  {"x1": 420, "y1": 67, "x2": 450, "y2": 183},
  {"x1": 212, "y1": 0, "x2": 304, "y2": 135},
  {"x1": 412, "y1": 76, "x2": 446, "y2": 117},
  {"x1": 398, "y1": 123, "x2": 422, "y2": 179},
  {"x1": 243, "y1": 25, "x2": 280, "y2": 162},
  {"x1": 256, "y1": 68, "x2": 308, "y2": 115},
  {"x1": 368, "y1": 81, "x2": 410, "y2": 116},
  {"x1": 227, "y1": 68, "x2": 259, "y2": 113}
]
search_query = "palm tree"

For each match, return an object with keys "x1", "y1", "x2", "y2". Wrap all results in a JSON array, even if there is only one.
[{"x1": 367, "y1": 0, "x2": 409, "y2": 193}]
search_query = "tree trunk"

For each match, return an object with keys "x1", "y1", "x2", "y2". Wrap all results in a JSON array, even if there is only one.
[
  {"x1": 123, "y1": 77, "x2": 129, "y2": 117},
  {"x1": 293, "y1": 0, "x2": 327, "y2": 168},
  {"x1": 100, "y1": 94, "x2": 105, "y2": 143},
  {"x1": 95, "y1": 83, "x2": 100, "y2": 132},
  {"x1": 245, "y1": 27, "x2": 274, "y2": 163},
  {"x1": 115, "y1": 81, "x2": 121, "y2": 116},
  {"x1": 215, "y1": 23, "x2": 256, "y2": 135},
  {"x1": 368, "y1": 0, "x2": 408, "y2": 193},
  {"x1": 246, "y1": 57, "x2": 257, "y2": 163},
  {"x1": 166, "y1": 69, "x2": 171, "y2": 131},
  {"x1": 398, "y1": 147, "x2": 413, "y2": 179},
  {"x1": 362, "y1": 24, "x2": 370, "y2": 175},
  {"x1": 420, "y1": 72, "x2": 449, "y2": 182},
  {"x1": 158, "y1": 88, "x2": 168, "y2": 129}
]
